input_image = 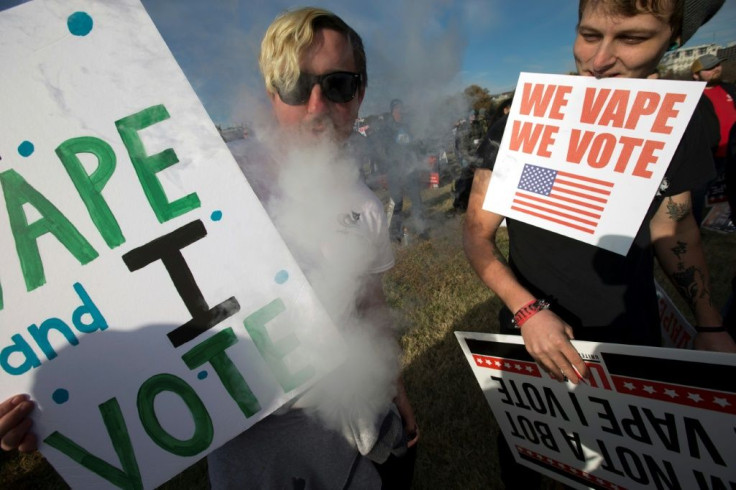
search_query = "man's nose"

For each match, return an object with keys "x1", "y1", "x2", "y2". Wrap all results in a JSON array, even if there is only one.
[
  {"x1": 591, "y1": 40, "x2": 616, "y2": 76},
  {"x1": 306, "y1": 83, "x2": 329, "y2": 114}
]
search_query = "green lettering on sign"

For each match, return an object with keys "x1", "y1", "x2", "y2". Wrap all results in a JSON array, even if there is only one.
[
  {"x1": 182, "y1": 328, "x2": 262, "y2": 418},
  {"x1": 44, "y1": 398, "x2": 143, "y2": 490},
  {"x1": 56, "y1": 136, "x2": 124, "y2": 249},
  {"x1": 115, "y1": 105, "x2": 200, "y2": 223},
  {"x1": 137, "y1": 373, "x2": 213, "y2": 457},
  {"x1": 0, "y1": 169, "x2": 98, "y2": 292},
  {"x1": 243, "y1": 299, "x2": 315, "y2": 392}
]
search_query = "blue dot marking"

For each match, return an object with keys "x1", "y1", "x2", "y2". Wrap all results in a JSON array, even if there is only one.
[
  {"x1": 52, "y1": 388, "x2": 69, "y2": 404},
  {"x1": 197, "y1": 370, "x2": 208, "y2": 380},
  {"x1": 18, "y1": 141, "x2": 34, "y2": 157},
  {"x1": 68, "y1": 12, "x2": 93, "y2": 36},
  {"x1": 275, "y1": 270, "x2": 289, "y2": 284},
  {"x1": 211, "y1": 210, "x2": 223, "y2": 221}
]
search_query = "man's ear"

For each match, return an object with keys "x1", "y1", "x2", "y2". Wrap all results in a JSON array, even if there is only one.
[{"x1": 693, "y1": 72, "x2": 701, "y2": 81}]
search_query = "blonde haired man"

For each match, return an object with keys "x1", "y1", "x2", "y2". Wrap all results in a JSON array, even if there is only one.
[
  {"x1": 258, "y1": 7, "x2": 367, "y2": 144},
  {"x1": 212, "y1": 7, "x2": 418, "y2": 490}
]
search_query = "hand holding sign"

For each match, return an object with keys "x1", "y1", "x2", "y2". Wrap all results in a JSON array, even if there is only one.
[
  {"x1": 694, "y1": 331, "x2": 736, "y2": 353},
  {"x1": 518, "y1": 309, "x2": 588, "y2": 384},
  {"x1": 0, "y1": 394, "x2": 36, "y2": 453}
]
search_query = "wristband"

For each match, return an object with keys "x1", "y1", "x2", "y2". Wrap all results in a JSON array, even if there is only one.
[
  {"x1": 694, "y1": 326, "x2": 727, "y2": 333},
  {"x1": 512, "y1": 299, "x2": 551, "y2": 329}
]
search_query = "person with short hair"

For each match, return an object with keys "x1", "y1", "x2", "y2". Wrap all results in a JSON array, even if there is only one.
[
  {"x1": 215, "y1": 7, "x2": 419, "y2": 489},
  {"x1": 376, "y1": 98, "x2": 427, "y2": 240},
  {"x1": 692, "y1": 53, "x2": 736, "y2": 224},
  {"x1": 463, "y1": 0, "x2": 736, "y2": 486}
]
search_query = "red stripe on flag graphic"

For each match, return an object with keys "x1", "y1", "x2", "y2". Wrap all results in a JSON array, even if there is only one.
[{"x1": 513, "y1": 164, "x2": 614, "y2": 234}]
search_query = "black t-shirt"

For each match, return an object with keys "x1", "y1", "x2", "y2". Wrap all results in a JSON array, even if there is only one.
[{"x1": 501, "y1": 96, "x2": 717, "y2": 346}]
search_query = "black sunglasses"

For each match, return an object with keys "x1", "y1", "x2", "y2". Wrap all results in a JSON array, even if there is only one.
[{"x1": 277, "y1": 71, "x2": 362, "y2": 106}]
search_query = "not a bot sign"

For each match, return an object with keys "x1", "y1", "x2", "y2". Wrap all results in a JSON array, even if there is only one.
[{"x1": 457, "y1": 332, "x2": 736, "y2": 490}]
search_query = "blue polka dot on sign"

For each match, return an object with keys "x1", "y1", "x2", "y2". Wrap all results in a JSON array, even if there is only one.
[
  {"x1": 68, "y1": 12, "x2": 93, "y2": 36},
  {"x1": 197, "y1": 370, "x2": 208, "y2": 380},
  {"x1": 211, "y1": 210, "x2": 223, "y2": 221},
  {"x1": 52, "y1": 388, "x2": 70, "y2": 404},
  {"x1": 18, "y1": 140, "x2": 34, "y2": 157},
  {"x1": 274, "y1": 270, "x2": 289, "y2": 284}
]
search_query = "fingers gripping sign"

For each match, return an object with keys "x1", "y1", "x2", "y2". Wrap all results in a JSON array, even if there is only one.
[
  {"x1": 519, "y1": 310, "x2": 588, "y2": 384},
  {"x1": 0, "y1": 394, "x2": 37, "y2": 453}
]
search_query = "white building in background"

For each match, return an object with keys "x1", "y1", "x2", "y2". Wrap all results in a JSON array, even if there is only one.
[{"x1": 660, "y1": 43, "x2": 720, "y2": 75}]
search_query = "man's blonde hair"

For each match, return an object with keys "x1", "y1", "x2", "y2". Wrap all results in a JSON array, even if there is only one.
[{"x1": 259, "y1": 7, "x2": 367, "y2": 96}]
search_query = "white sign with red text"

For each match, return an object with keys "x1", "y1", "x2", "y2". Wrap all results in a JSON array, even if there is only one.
[
  {"x1": 483, "y1": 73, "x2": 705, "y2": 255},
  {"x1": 456, "y1": 332, "x2": 736, "y2": 490},
  {"x1": 656, "y1": 280, "x2": 697, "y2": 349}
]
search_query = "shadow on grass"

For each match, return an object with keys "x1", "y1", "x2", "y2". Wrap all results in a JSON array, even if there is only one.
[{"x1": 399, "y1": 292, "x2": 507, "y2": 490}]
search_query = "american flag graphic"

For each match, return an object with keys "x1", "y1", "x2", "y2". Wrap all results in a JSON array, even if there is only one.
[
  {"x1": 513, "y1": 164, "x2": 614, "y2": 234},
  {"x1": 466, "y1": 339, "x2": 542, "y2": 378},
  {"x1": 601, "y1": 352, "x2": 736, "y2": 415}
]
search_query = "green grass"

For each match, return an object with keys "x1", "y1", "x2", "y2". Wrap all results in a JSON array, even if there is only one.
[{"x1": 2, "y1": 183, "x2": 734, "y2": 489}]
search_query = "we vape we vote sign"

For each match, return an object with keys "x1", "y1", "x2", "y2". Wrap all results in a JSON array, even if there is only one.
[
  {"x1": 0, "y1": 1, "x2": 345, "y2": 488},
  {"x1": 483, "y1": 73, "x2": 705, "y2": 255},
  {"x1": 456, "y1": 333, "x2": 736, "y2": 490}
]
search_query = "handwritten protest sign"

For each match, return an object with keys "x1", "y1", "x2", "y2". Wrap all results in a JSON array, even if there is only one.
[
  {"x1": 456, "y1": 332, "x2": 736, "y2": 490},
  {"x1": 483, "y1": 73, "x2": 705, "y2": 255},
  {"x1": 0, "y1": 0, "x2": 345, "y2": 488}
]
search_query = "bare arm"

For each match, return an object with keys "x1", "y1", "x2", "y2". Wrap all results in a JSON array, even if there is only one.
[
  {"x1": 651, "y1": 191, "x2": 736, "y2": 352},
  {"x1": 462, "y1": 169, "x2": 587, "y2": 382}
]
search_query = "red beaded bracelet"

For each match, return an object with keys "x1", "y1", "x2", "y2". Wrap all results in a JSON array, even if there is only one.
[{"x1": 512, "y1": 299, "x2": 551, "y2": 329}]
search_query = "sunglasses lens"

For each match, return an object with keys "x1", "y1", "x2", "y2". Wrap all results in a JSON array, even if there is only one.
[
  {"x1": 322, "y1": 73, "x2": 358, "y2": 103},
  {"x1": 278, "y1": 78, "x2": 311, "y2": 105},
  {"x1": 277, "y1": 72, "x2": 359, "y2": 106}
]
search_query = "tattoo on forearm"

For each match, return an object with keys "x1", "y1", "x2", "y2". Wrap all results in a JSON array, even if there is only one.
[
  {"x1": 669, "y1": 240, "x2": 713, "y2": 310},
  {"x1": 665, "y1": 197, "x2": 690, "y2": 222},
  {"x1": 672, "y1": 266, "x2": 711, "y2": 309},
  {"x1": 671, "y1": 240, "x2": 687, "y2": 260}
]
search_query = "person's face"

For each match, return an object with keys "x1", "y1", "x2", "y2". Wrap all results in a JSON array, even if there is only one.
[
  {"x1": 696, "y1": 64, "x2": 722, "y2": 84},
  {"x1": 574, "y1": 2, "x2": 675, "y2": 79},
  {"x1": 269, "y1": 28, "x2": 364, "y2": 143},
  {"x1": 392, "y1": 105, "x2": 403, "y2": 122}
]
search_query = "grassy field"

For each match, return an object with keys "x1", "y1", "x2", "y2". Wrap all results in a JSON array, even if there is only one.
[{"x1": 2, "y1": 181, "x2": 734, "y2": 489}]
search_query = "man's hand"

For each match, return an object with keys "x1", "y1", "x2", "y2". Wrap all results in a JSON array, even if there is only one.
[
  {"x1": 0, "y1": 394, "x2": 37, "y2": 453},
  {"x1": 519, "y1": 310, "x2": 588, "y2": 384},
  {"x1": 394, "y1": 378, "x2": 419, "y2": 448},
  {"x1": 694, "y1": 331, "x2": 736, "y2": 353}
]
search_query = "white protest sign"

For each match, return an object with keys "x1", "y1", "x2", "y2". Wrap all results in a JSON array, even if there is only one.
[
  {"x1": 456, "y1": 332, "x2": 736, "y2": 490},
  {"x1": 0, "y1": 1, "x2": 345, "y2": 488},
  {"x1": 656, "y1": 280, "x2": 696, "y2": 349},
  {"x1": 483, "y1": 73, "x2": 705, "y2": 255}
]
